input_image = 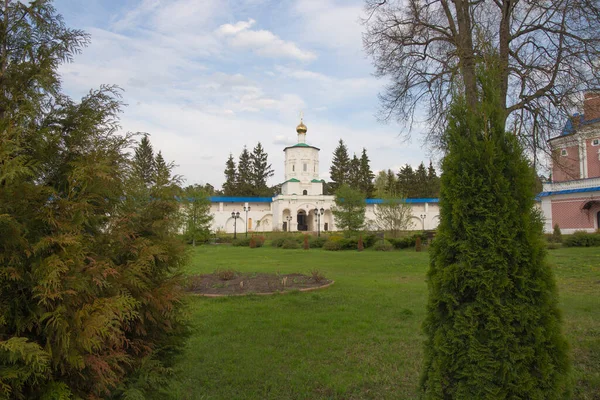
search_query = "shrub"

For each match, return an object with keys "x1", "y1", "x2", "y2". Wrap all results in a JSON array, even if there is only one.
[
  {"x1": 303, "y1": 235, "x2": 309, "y2": 250},
  {"x1": 215, "y1": 269, "x2": 236, "y2": 281},
  {"x1": 309, "y1": 236, "x2": 327, "y2": 248},
  {"x1": 281, "y1": 239, "x2": 300, "y2": 249},
  {"x1": 310, "y1": 269, "x2": 326, "y2": 283},
  {"x1": 363, "y1": 233, "x2": 378, "y2": 248},
  {"x1": 339, "y1": 237, "x2": 358, "y2": 250},
  {"x1": 185, "y1": 275, "x2": 204, "y2": 291},
  {"x1": 214, "y1": 234, "x2": 233, "y2": 244},
  {"x1": 358, "y1": 235, "x2": 364, "y2": 251},
  {"x1": 415, "y1": 236, "x2": 422, "y2": 252},
  {"x1": 232, "y1": 237, "x2": 251, "y2": 247},
  {"x1": 322, "y1": 240, "x2": 342, "y2": 251},
  {"x1": 552, "y1": 224, "x2": 562, "y2": 243},
  {"x1": 373, "y1": 240, "x2": 394, "y2": 251},
  {"x1": 563, "y1": 231, "x2": 600, "y2": 247},
  {"x1": 249, "y1": 235, "x2": 265, "y2": 248}
]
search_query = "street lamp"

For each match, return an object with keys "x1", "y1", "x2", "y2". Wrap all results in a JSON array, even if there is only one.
[
  {"x1": 314, "y1": 207, "x2": 325, "y2": 237},
  {"x1": 231, "y1": 211, "x2": 240, "y2": 239},
  {"x1": 420, "y1": 214, "x2": 427, "y2": 231},
  {"x1": 243, "y1": 206, "x2": 251, "y2": 237},
  {"x1": 285, "y1": 215, "x2": 292, "y2": 232}
]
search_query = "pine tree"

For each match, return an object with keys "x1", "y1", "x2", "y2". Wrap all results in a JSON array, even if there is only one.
[
  {"x1": 359, "y1": 148, "x2": 375, "y2": 197},
  {"x1": 133, "y1": 134, "x2": 156, "y2": 187},
  {"x1": 250, "y1": 142, "x2": 274, "y2": 197},
  {"x1": 427, "y1": 161, "x2": 440, "y2": 197},
  {"x1": 222, "y1": 153, "x2": 237, "y2": 196},
  {"x1": 348, "y1": 154, "x2": 361, "y2": 189},
  {"x1": 154, "y1": 151, "x2": 172, "y2": 187},
  {"x1": 397, "y1": 164, "x2": 416, "y2": 197},
  {"x1": 329, "y1": 139, "x2": 350, "y2": 192},
  {"x1": 385, "y1": 169, "x2": 398, "y2": 196},
  {"x1": 414, "y1": 162, "x2": 428, "y2": 198},
  {"x1": 421, "y1": 72, "x2": 569, "y2": 398},
  {"x1": 237, "y1": 146, "x2": 253, "y2": 196}
]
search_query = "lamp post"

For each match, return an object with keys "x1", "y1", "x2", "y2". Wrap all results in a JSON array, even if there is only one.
[
  {"x1": 231, "y1": 211, "x2": 240, "y2": 239},
  {"x1": 314, "y1": 207, "x2": 325, "y2": 237},
  {"x1": 420, "y1": 214, "x2": 427, "y2": 231},
  {"x1": 243, "y1": 206, "x2": 251, "y2": 237},
  {"x1": 285, "y1": 215, "x2": 292, "y2": 232}
]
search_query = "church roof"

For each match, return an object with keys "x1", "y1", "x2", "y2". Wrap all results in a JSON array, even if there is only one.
[
  {"x1": 284, "y1": 178, "x2": 300, "y2": 183},
  {"x1": 283, "y1": 143, "x2": 320, "y2": 151},
  {"x1": 209, "y1": 196, "x2": 273, "y2": 203},
  {"x1": 552, "y1": 113, "x2": 600, "y2": 139}
]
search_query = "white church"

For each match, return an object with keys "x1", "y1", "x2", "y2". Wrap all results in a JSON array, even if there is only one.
[{"x1": 209, "y1": 120, "x2": 441, "y2": 234}]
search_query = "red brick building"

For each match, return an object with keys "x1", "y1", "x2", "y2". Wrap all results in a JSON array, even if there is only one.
[{"x1": 540, "y1": 92, "x2": 600, "y2": 233}]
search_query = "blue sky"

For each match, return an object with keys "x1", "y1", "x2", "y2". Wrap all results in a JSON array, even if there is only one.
[{"x1": 54, "y1": 0, "x2": 431, "y2": 188}]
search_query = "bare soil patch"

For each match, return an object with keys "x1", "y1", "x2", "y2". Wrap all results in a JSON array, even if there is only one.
[{"x1": 185, "y1": 272, "x2": 333, "y2": 296}]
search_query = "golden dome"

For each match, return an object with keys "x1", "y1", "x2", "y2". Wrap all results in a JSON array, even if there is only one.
[{"x1": 296, "y1": 120, "x2": 307, "y2": 134}]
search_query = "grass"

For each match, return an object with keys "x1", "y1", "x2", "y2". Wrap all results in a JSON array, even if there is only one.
[{"x1": 168, "y1": 246, "x2": 600, "y2": 400}]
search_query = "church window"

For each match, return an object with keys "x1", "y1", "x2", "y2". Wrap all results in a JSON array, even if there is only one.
[
  {"x1": 292, "y1": 164, "x2": 295, "y2": 172},
  {"x1": 303, "y1": 163, "x2": 307, "y2": 172},
  {"x1": 560, "y1": 149, "x2": 568, "y2": 156},
  {"x1": 303, "y1": 190, "x2": 307, "y2": 195},
  {"x1": 592, "y1": 138, "x2": 600, "y2": 146}
]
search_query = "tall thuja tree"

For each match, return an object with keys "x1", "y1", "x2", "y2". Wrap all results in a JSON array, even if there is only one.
[
  {"x1": 329, "y1": 139, "x2": 350, "y2": 192},
  {"x1": 250, "y1": 142, "x2": 274, "y2": 197},
  {"x1": 222, "y1": 153, "x2": 237, "y2": 196},
  {"x1": 421, "y1": 65, "x2": 569, "y2": 398},
  {"x1": 0, "y1": 2, "x2": 188, "y2": 397},
  {"x1": 132, "y1": 134, "x2": 156, "y2": 187}
]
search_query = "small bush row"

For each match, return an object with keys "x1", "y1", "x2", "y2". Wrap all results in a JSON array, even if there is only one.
[{"x1": 563, "y1": 231, "x2": 600, "y2": 247}]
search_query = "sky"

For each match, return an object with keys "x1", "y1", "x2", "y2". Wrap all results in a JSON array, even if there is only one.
[{"x1": 54, "y1": 0, "x2": 432, "y2": 189}]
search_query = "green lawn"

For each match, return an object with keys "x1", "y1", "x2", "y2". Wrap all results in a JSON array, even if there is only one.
[{"x1": 168, "y1": 246, "x2": 600, "y2": 400}]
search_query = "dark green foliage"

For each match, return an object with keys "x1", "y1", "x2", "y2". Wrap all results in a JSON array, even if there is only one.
[
  {"x1": 133, "y1": 134, "x2": 156, "y2": 187},
  {"x1": 563, "y1": 231, "x2": 600, "y2": 247},
  {"x1": 322, "y1": 240, "x2": 343, "y2": 251},
  {"x1": 309, "y1": 236, "x2": 327, "y2": 248},
  {"x1": 281, "y1": 239, "x2": 300, "y2": 249},
  {"x1": 362, "y1": 234, "x2": 378, "y2": 248},
  {"x1": 182, "y1": 185, "x2": 213, "y2": 246},
  {"x1": 0, "y1": 4, "x2": 188, "y2": 397},
  {"x1": 250, "y1": 142, "x2": 274, "y2": 197},
  {"x1": 421, "y1": 93, "x2": 570, "y2": 398},
  {"x1": 348, "y1": 154, "x2": 361, "y2": 188},
  {"x1": 222, "y1": 153, "x2": 237, "y2": 196},
  {"x1": 373, "y1": 240, "x2": 394, "y2": 251},
  {"x1": 329, "y1": 139, "x2": 350, "y2": 193},
  {"x1": 552, "y1": 224, "x2": 563, "y2": 243},
  {"x1": 359, "y1": 149, "x2": 376, "y2": 197},
  {"x1": 236, "y1": 146, "x2": 253, "y2": 196},
  {"x1": 332, "y1": 185, "x2": 366, "y2": 233},
  {"x1": 232, "y1": 238, "x2": 251, "y2": 247},
  {"x1": 339, "y1": 237, "x2": 359, "y2": 250},
  {"x1": 388, "y1": 234, "x2": 426, "y2": 249}
]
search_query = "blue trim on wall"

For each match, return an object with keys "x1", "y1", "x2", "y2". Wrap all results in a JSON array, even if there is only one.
[
  {"x1": 538, "y1": 186, "x2": 600, "y2": 197},
  {"x1": 209, "y1": 196, "x2": 273, "y2": 203},
  {"x1": 208, "y1": 196, "x2": 440, "y2": 204}
]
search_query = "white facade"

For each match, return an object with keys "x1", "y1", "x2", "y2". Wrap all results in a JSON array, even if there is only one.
[{"x1": 209, "y1": 120, "x2": 441, "y2": 234}]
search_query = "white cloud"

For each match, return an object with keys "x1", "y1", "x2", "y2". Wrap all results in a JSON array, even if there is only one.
[{"x1": 216, "y1": 19, "x2": 316, "y2": 61}]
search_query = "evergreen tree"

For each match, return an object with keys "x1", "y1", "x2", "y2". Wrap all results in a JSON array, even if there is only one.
[
  {"x1": 154, "y1": 151, "x2": 172, "y2": 188},
  {"x1": 332, "y1": 184, "x2": 366, "y2": 233},
  {"x1": 133, "y1": 134, "x2": 156, "y2": 187},
  {"x1": 182, "y1": 185, "x2": 213, "y2": 246},
  {"x1": 250, "y1": 142, "x2": 274, "y2": 197},
  {"x1": 348, "y1": 154, "x2": 361, "y2": 190},
  {"x1": 385, "y1": 169, "x2": 398, "y2": 196},
  {"x1": 397, "y1": 164, "x2": 416, "y2": 197},
  {"x1": 359, "y1": 148, "x2": 375, "y2": 197},
  {"x1": 414, "y1": 162, "x2": 429, "y2": 198},
  {"x1": 374, "y1": 170, "x2": 388, "y2": 198},
  {"x1": 329, "y1": 139, "x2": 350, "y2": 192},
  {"x1": 237, "y1": 146, "x2": 253, "y2": 196},
  {"x1": 421, "y1": 74, "x2": 569, "y2": 398},
  {"x1": 427, "y1": 161, "x2": 440, "y2": 197},
  {"x1": 0, "y1": 4, "x2": 188, "y2": 397},
  {"x1": 222, "y1": 153, "x2": 237, "y2": 196}
]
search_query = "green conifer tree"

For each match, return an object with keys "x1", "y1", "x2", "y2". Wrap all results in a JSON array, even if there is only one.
[
  {"x1": 348, "y1": 154, "x2": 361, "y2": 189},
  {"x1": 359, "y1": 148, "x2": 375, "y2": 197},
  {"x1": 414, "y1": 162, "x2": 429, "y2": 198},
  {"x1": 427, "y1": 161, "x2": 440, "y2": 197},
  {"x1": 397, "y1": 164, "x2": 416, "y2": 197},
  {"x1": 329, "y1": 139, "x2": 350, "y2": 192},
  {"x1": 237, "y1": 146, "x2": 253, "y2": 196},
  {"x1": 421, "y1": 71, "x2": 570, "y2": 399},
  {"x1": 250, "y1": 142, "x2": 274, "y2": 197},
  {"x1": 222, "y1": 153, "x2": 237, "y2": 196},
  {"x1": 133, "y1": 134, "x2": 156, "y2": 187}
]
